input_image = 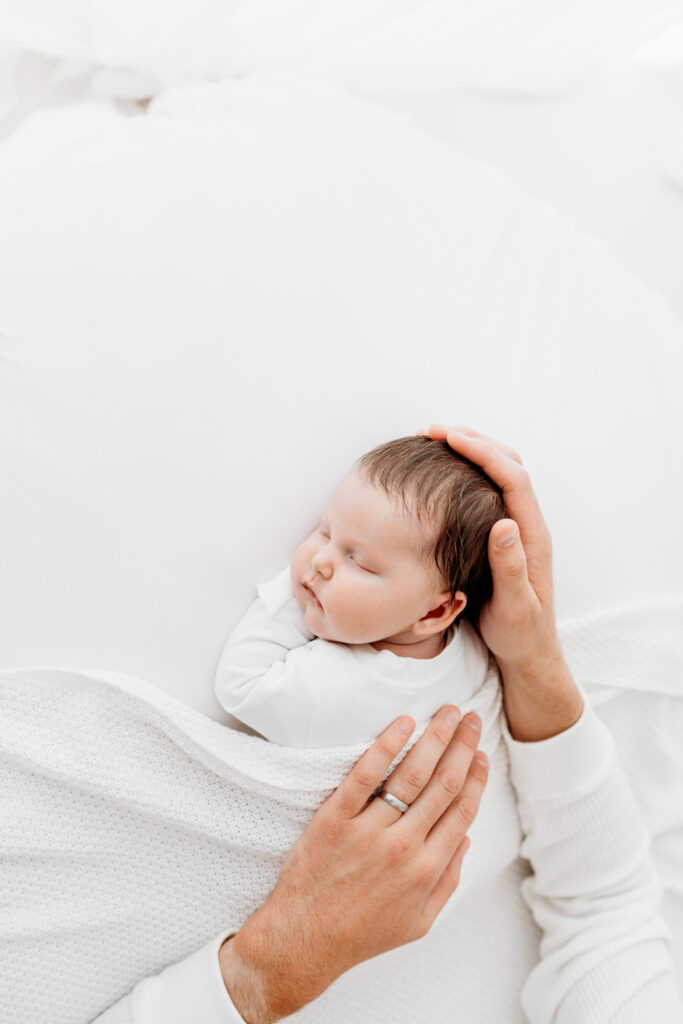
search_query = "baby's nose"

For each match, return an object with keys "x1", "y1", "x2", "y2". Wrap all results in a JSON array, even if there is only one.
[{"x1": 311, "y1": 550, "x2": 333, "y2": 579}]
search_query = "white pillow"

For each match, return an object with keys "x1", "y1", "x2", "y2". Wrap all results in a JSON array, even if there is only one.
[{"x1": 0, "y1": 74, "x2": 681, "y2": 717}]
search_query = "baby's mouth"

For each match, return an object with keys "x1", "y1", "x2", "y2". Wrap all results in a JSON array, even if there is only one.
[{"x1": 303, "y1": 582, "x2": 324, "y2": 611}]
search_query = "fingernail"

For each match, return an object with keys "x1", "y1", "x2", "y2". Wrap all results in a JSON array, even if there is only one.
[
  {"x1": 446, "y1": 709, "x2": 461, "y2": 727},
  {"x1": 467, "y1": 713, "x2": 481, "y2": 732},
  {"x1": 496, "y1": 526, "x2": 519, "y2": 549},
  {"x1": 474, "y1": 751, "x2": 488, "y2": 768},
  {"x1": 399, "y1": 718, "x2": 415, "y2": 735},
  {"x1": 463, "y1": 837, "x2": 472, "y2": 855}
]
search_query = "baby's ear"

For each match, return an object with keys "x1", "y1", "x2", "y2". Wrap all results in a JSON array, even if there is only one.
[
  {"x1": 416, "y1": 590, "x2": 467, "y2": 635},
  {"x1": 450, "y1": 591, "x2": 468, "y2": 621}
]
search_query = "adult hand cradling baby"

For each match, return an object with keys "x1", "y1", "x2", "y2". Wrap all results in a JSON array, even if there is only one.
[
  {"x1": 422, "y1": 425, "x2": 584, "y2": 742},
  {"x1": 218, "y1": 426, "x2": 584, "y2": 1022}
]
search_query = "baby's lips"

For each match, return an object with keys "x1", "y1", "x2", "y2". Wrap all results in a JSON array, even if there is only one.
[{"x1": 303, "y1": 581, "x2": 324, "y2": 611}]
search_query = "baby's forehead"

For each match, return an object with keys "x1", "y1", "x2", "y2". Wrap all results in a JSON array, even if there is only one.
[{"x1": 329, "y1": 471, "x2": 437, "y2": 555}]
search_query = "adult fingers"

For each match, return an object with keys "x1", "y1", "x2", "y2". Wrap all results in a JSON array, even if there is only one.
[
  {"x1": 418, "y1": 425, "x2": 538, "y2": 536},
  {"x1": 435, "y1": 430, "x2": 549, "y2": 552},
  {"x1": 331, "y1": 715, "x2": 415, "y2": 819},
  {"x1": 426, "y1": 749, "x2": 489, "y2": 854},
  {"x1": 419, "y1": 835, "x2": 471, "y2": 929},
  {"x1": 364, "y1": 705, "x2": 463, "y2": 827},
  {"x1": 442, "y1": 431, "x2": 531, "y2": 502},
  {"x1": 417, "y1": 751, "x2": 489, "y2": 928},
  {"x1": 487, "y1": 519, "x2": 533, "y2": 605},
  {"x1": 420, "y1": 424, "x2": 523, "y2": 465},
  {"x1": 392, "y1": 713, "x2": 483, "y2": 837}
]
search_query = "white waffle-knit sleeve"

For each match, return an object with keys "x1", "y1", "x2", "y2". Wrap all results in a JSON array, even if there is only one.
[
  {"x1": 214, "y1": 566, "x2": 322, "y2": 746},
  {"x1": 502, "y1": 690, "x2": 683, "y2": 1023},
  {"x1": 90, "y1": 931, "x2": 245, "y2": 1023}
]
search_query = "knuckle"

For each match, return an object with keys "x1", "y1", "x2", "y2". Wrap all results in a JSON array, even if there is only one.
[
  {"x1": 460, "y1": 727, "x2": 480, "y2": 752},
  {"x1": 507, "y1": 560, "x2": 527, "y2": 580},
  {"x1": 469, "y1": 759, "x2": 489, "y2": 783},
  {"x1": 376, "y1": 738, "x2": 397, "y2": 760},
  {"x1": 404, "y1": 766, "x2": 429, "y2": 793},
  {"x1": 312, "y1": 811, "x2": 341, "y2": 849},
  {"x1": 456, "y1": 797, "x2": 477, "y2": 829},
  {"x1": 417, "y1": 855, "x2": 438, "y2": 885},
  {"x1": 353, "y1": 767, "x2": 377, "y2": 793},
  {"x1": 430, "y1": 720, "x2": 454, "y2": 746},
  {"x1": 439, "y1": 767, "x2": 464, "y2": 797}
]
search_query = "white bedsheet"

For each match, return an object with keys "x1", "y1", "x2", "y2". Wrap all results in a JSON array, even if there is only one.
[{"x1": 0, "y1": 75, "x2": 681, "y2": 715}]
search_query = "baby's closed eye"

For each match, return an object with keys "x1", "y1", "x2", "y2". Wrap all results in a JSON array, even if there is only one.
[{"x1": 350, "y1": 554, "x2": 377, "y2": 574}]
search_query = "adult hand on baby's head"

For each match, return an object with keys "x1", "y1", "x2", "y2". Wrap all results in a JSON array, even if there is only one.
[
  {"x1": 419, "y1": 425, "x2": 583, "y2": 741},
  {"x1": 219, "y1": 706, "x2": 487, "y2": 1023},
  {"x1": 419, "y1": 424, "x2": 556, "y2": 667}
]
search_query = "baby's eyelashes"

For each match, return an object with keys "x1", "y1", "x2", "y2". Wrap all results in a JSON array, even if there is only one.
[{"x1": 350, "y1": 555, "x2": 377, "y2": 575}]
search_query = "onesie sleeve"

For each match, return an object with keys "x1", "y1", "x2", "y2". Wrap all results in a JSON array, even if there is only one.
[
  {"x1": 501, "y1": 690, "x2": 683, "y2": 1022},
  {"x1": 213, "y1": 566, "x2": 318, "y2": 746},
  {"x1": 89, "y1": 931, "x2": 246, "y2": 1024}
]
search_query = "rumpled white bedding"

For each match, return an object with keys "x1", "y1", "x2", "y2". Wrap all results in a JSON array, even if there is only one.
[
  {"x1": 0, "y1": 22, "x2": 682, "y2": 1023},
  {"x1": 1, "y1": 601, "x2": 681, "y2": 1024},
  {"x1": 0, "y1": 75, "x2": 681, "y2": 716},
  {"x1": 1, "y1": 0, "x2": 680, "y2": 111}
]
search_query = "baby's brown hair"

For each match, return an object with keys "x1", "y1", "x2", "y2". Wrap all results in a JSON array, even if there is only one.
[{"x1": 356, "y1": 435, "x2": 506, "y2": 626}]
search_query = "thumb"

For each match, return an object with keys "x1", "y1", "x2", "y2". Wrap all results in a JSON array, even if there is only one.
[{"x1": 488, "y1": 519, "x2": 529, "y2": 598}]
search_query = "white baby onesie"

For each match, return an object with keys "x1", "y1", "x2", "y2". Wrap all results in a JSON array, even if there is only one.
[{"x1": 214, "y1": 566, "x2": 492, "y2": 747}]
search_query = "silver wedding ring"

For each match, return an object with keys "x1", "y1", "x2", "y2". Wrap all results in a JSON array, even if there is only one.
[{"x1": 378, "y1": 789, "x2": 410, "y2": 814}]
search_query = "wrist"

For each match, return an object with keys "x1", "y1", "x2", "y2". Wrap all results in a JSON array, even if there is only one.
[
  {"x1": 496, "y1": 643, "x2": 584, "y2": 742},
  {"x1": 219, "y1": 933, "x2": 277, "y2": 1024},
  {"x1": 218, "y1": 901, "x2": 328, "y2": 1024}
]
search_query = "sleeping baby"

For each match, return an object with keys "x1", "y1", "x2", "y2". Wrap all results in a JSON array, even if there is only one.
[{"x1": 214, "y1": 435, "x2": 506, "y2": 747}]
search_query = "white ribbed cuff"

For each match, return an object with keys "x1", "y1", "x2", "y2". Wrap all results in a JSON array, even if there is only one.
[
  {"x1": 502, "y1": 688, "x2": 615, "y2": 801},
  {"x1": 134, "y1": 931, "x2": 244, "y2": 1024}
]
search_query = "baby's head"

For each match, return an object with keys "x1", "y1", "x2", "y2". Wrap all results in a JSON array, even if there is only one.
[{"x1": 291, "y1": 436, "x2": 506, "y2": 651}]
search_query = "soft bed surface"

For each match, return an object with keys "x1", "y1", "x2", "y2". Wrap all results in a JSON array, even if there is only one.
[
  {"x1": 0, "y1": 75, "x2": 681, "y2": 716},
  {"x1": 0, "y1": 59, "x2": 682, "y2": 1017}
]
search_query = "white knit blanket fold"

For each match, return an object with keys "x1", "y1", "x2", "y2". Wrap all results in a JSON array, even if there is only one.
[{"x1": 1, "y1": 600, "x2": 681, "y2": 1024}]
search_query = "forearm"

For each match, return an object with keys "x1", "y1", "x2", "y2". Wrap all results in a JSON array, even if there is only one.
[
  {"x1": 218, "y1": 912, "x2": 327, "y2": 1024},
  {"x1": 497, "y1": 641, "x2": 584, "y2": 742}
]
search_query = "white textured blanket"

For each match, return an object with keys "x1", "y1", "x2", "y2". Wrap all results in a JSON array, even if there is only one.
[{"x1": 1, "y1": 601, "x2": 681, "y2": 1023}]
